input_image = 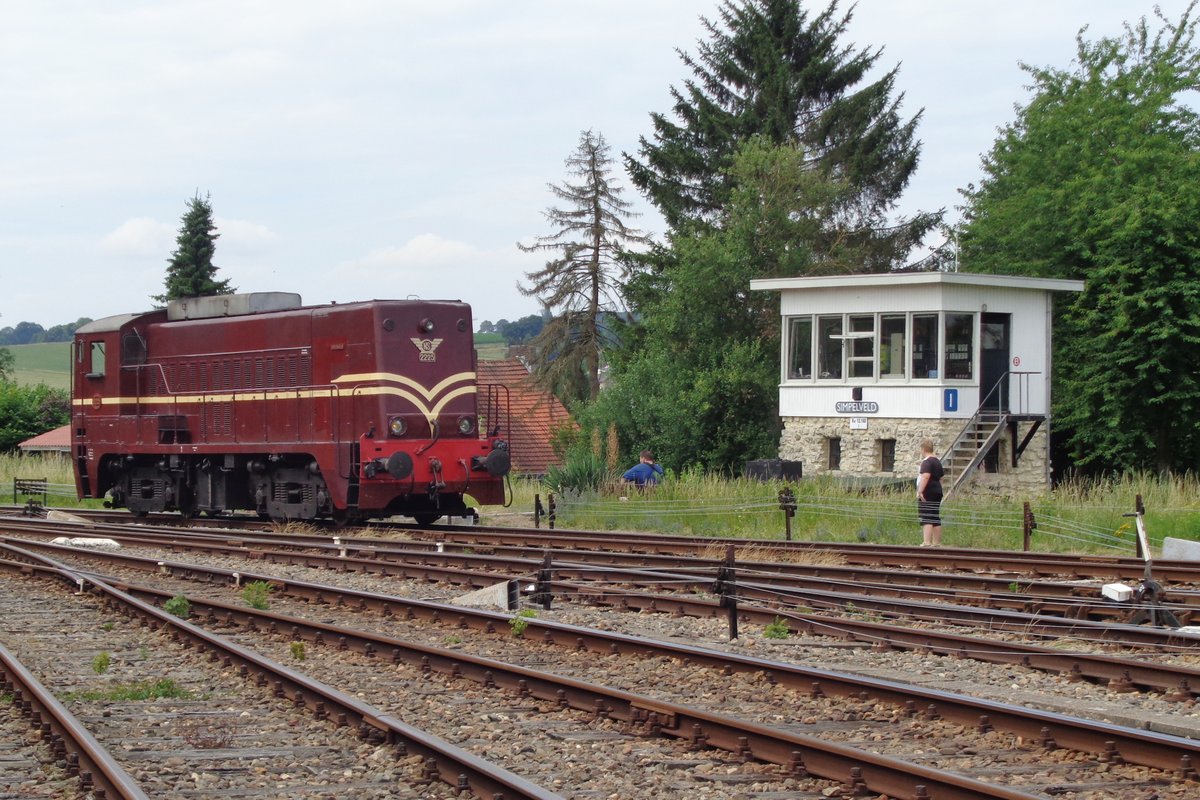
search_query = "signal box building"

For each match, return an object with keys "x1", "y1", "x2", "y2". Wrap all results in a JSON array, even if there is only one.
[{"x1": 749, "y1": 272, "x2": 1083, "y2": 496}]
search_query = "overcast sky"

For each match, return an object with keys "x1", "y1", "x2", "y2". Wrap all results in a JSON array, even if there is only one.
[{"x1": 2, "y1": 0, "x2": 1191, "y2": 331}]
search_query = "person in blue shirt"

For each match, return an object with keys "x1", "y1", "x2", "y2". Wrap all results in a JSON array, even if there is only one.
[{"x1": 622, "y1": 450, "x2": 664, "y2": 486}]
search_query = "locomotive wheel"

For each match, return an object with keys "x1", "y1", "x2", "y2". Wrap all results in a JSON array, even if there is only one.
[
  {"x1": 330, "y1": 509, "x2": 353, "y2": 529},
  {"x1": 412, "y1": 513, "x2": 442, "y2": 526}
]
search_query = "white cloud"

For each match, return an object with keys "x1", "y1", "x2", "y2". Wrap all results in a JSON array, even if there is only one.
[
  {"x1": 215, "y1": 217, "x2": 279, "y2": 251},
  {"x1": 99, "y1": 217, "x2": 174, "y2": 255},
  {"x1": 336, "y1": 234, "x2": 480, "y2": 274}
]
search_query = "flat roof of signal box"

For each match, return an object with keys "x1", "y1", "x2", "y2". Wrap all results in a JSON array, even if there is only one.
[{"x1": 750, "y1": 272, "x2": 1084, "y2": 293}]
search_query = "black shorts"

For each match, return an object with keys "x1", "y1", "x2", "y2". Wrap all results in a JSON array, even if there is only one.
[{"x1": 917, "y1": 498, "x2": 942, "y2": 526}]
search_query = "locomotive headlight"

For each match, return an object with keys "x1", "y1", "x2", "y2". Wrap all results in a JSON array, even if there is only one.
[
  {"x1": 419, "y1": 318, "x2": 434, "y2": 333},
  {"x1": 457, "y1": 416, "x2": 475, "y2": 435},
  {"x1": 388, "y1": 417, "x2": 407, "y2": 437}
]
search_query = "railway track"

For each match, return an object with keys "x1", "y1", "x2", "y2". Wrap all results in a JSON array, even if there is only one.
[
  {"x1": 0, "y1": 560, "x2": 555, "y2": 798},
  {"x1": 14, "y1": 506, "x2": 1194, "y2": 586},
  {"x1": 0, "y1": 545, "x2": 1012, "y2": 799},
  {"x1": 8, "y1": 517, "x2": 1200, "y2": 698},
  {"x1": 2, "y1": 525, "x2": 1199, "y2": 798}
]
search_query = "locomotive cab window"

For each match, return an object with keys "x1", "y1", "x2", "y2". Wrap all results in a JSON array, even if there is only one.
[
  {"x1": 121, "y1": 331, "x2": 147, "y2": 365},
  {"x1": 86, "y1": 341, "x2": 106, "y2": 378}
]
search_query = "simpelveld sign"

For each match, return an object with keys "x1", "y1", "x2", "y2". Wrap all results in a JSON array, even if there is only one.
[{"x1": 834, "y1": 401, "x2": 878, "y2": 414}]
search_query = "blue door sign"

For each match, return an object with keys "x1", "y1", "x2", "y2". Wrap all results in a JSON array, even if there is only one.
[{"x1": 944, "y1": 388, "x2": 958, "y2": 412}]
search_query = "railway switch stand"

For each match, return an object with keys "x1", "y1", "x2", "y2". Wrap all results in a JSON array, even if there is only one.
[{"x1": 1121, "y1": 495, "x2": 1182, "y2": 629}]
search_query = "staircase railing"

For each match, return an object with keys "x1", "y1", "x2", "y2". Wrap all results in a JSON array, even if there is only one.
[{"x1": 942, "y1": 371, "x2": 1040, "y2": 497}]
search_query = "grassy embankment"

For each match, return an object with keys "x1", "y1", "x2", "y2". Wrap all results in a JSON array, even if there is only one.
[
  {"x1": 7, "y1": 342, "x2": 71, "y2": 390},
  {"x1": 497, "y1": 470, "x2": 1200, "y2": 557}
]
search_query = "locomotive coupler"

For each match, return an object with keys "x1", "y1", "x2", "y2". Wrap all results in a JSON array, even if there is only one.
[{"x1": 427, "y1": 458, "x2": 445, "y2": 502}]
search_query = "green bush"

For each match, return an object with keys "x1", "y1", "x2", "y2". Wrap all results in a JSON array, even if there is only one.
[
  {"x1": 164, "y1": 595, "x2": 191, "y2": 618},
  {"x1": 509, "y1": 608, "x2": 537, "y2": 637},
  {"x1": 242, "y1": 581, "x2": 273, "y2": 610},
  {"x1": 92, "y1": 652, "x2": 111, "y2": 674},
  {"x1": 545, "y1": 449, "x2": 613, "y2": 495},
  {"x1": 0, "y1": 382, "x2": 69, "y2": 452},
  {"x1": 763, "y1": 617, "x2": 790, "y2": 639}
]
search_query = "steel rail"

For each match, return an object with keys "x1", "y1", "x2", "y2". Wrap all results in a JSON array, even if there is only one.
[
  {"x1": 0, "y1": 641, "x2": 150, "y2": 800},
  {"x1": 3, "y1": 541, "x2": 1199, "y2": 782},
  {"x1": 0, "y1": 543, "x2": 1041, "y2": 800},
  {"x1": 6, "y1": 523, "x2": 1193, "y2": 631},
  {"x1": 558, "y1": 581, "x2": 1200, "y2": 698},
  {"x1": 12, "y1": 505, "x2": 1188, "y2": 583},
  {"x1": 0, "y1": 549, "x2": 560, "y2": 800},
  {"x1": 10, "y1": 517, "x2": 1188, "y2": 609},
  {"x1": 7, "y1": 532, "x2": 1200, "y2": 696}
]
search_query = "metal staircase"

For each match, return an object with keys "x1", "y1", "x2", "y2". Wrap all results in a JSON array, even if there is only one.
[{"x1": 941, "y1": 371, "x2": 1044, "y2": 498}]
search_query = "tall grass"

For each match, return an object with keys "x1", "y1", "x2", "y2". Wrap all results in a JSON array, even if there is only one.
[
  {"x1": 0, "y1": 452, "x2": 98, "y2": 508},
  {"x1": 492, "y1": 470, "x2": 1200, "y2": 556}
]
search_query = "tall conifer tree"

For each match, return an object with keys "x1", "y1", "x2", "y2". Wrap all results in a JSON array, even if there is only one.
[
  {"x1": 156, "y1": 192, "x2": 233, "y2": 303},
  {"x1": 626, "y1": 0, "x2": 937, "y2": 267},
  {"x1": 518, "y1": 130, "x2": 650, "y2": 403}
]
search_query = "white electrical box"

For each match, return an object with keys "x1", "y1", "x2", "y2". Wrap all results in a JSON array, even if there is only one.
[{"x1": 1101, "y1": 582, "x2": 1133, "y2": 602}]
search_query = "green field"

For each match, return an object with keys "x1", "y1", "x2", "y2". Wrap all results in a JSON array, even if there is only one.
[
  {"x1": 8, "y1": 342, "x2": 71, "y2": 390},
  {"x1": 4, "y1": 338, "x2": 507, "y2": 391}
]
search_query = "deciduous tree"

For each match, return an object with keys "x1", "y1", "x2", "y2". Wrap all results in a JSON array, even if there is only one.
[
  {"x1": 959, "y1": 2, "x2": 1200, "y2": 473},
  {"x1": 155, "y1": 192, "x2": 233, "y2": 303},
  {"x1": 0, "y1": 383, "x2": 69, "y2": 451}
]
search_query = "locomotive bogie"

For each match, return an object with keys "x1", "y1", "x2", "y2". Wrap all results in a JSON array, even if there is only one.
[{"x1": 72, "y1": 294, "x2": 511, "y2": 523}]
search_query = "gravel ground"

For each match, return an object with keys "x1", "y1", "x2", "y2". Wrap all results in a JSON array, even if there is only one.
[
  {"x1": 15, "y1": 535, "x2": 1200, "y2": 798},
  {"x1": 80, "y1": 537, "x2": 1200, "y2": 736}
]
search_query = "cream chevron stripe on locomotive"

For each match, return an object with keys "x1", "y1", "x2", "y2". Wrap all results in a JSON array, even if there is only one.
[{"x1": 72, "y1": 371, "x2": 477, "y2": 427}]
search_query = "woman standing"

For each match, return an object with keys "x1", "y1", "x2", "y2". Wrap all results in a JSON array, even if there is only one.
[{"x1": 916, "y1": 439, "x2": 944, "y2": 547}]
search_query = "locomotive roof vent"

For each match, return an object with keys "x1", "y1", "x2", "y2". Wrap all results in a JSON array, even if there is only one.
[{"x1": 167, "y1": 292, "x2": 302, "y2": 321}]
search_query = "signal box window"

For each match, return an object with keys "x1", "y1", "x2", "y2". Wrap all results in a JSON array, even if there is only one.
[
  {"x1": 827, "y1": 436, "x2": 842, "y2": 471},
  {"x1": 944, "y1": 313, "x2": 975, "y2": 380},
  {"x1": 786, "y1": 317, "x2": 813, "y2": 379},
  {"x1": 817, "y1": 316, "x2": 843, "y2": 379},
  {"x1": 912, "y1": 313, "x2": 939, "y2": 378},
  {"x1": 847, "y1": 315, "x2": 875, "y2": 379},
  {"x1": 879, "y1": 315, "x2": 905, "y2": 378},
  {"x1": 87, "y1": 341, "x2": 106, "y2": 378}
]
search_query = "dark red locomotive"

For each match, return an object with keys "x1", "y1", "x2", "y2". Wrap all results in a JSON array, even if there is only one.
[{"x1": 71, "y1": 292, "x2": 510, "y2": 523}]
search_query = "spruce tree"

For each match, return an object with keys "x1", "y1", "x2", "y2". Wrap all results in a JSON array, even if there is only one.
[
  {"x1": 625, "y1": 0, "x2": 937, "y2": 267},
  {"x1": 518, "y1": 130, "x2": 651, "y2": 403},
  {"x1": 156, "y1": 192, "x2": 233, "y2": 303}
]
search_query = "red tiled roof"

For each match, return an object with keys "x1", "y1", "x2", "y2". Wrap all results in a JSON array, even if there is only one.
[
  {"x1": 477, "y1": 358, "x2": 574, "y2": 475},
  {"x1": 18, "y1": 423, "x2": 71, "y2": 453}
]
